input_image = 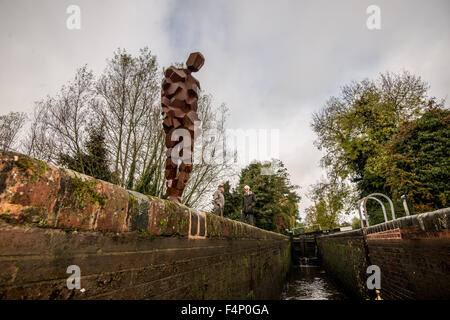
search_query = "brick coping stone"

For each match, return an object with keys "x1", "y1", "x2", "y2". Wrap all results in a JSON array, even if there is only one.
[
  {"x1": 0, "y1": 151, "x2": 287, "y2": 241},
  {"x1": 318, "y1": 208, "x2": 450, "y2": 240}
]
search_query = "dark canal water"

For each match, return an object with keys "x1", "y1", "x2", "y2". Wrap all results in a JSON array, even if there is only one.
[{"x1": 281, "y1": 258, "x2": 347, "y2": 300}]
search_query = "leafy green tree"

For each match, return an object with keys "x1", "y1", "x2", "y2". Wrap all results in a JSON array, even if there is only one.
[
  {"x1": 135, "y1": 154, "x2": 166, "y2": 198},
  {"x1": 222, "y1": 181, "x2": 241, "y2": 221},
  {"x1": 304, "y1": 178, "x2": 352, "y2": 230},
  {"x1": 312, "y1": 71, "x2": 442, "y2": 223},
  {"x1": 312, "y1": 71, "x2": 429, "y2": 191},
  {"x1": 58, "y1": 125, "x2": 112, "y2": 182},
  {"x1": 226, "y1": 160, "x2": 300, "y2": 233},
  {"x1": 351, "y1": 217, "x2": 361, "y2": 230},
  {"x1": 305, "y1": 200, "x2": 336, "y2": 231},
  {"x1": 371, "y1": 106, "x2": 450, "y2": 213}
]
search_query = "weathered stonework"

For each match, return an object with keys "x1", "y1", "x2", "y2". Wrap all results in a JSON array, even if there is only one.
[
  {"x1": 0, "y1": 151, "x2": 290, "y2": 300},
  {"x1": 317, "y1": 207, "x2": 450, "y2": 300},
  {"x1": 316, "y1": 229, "x2": 373, "y2": 300}
]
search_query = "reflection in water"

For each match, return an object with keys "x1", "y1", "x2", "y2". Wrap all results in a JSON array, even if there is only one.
[{"x1": 281, "y1": 264, "x2": 347, "y2": 300}]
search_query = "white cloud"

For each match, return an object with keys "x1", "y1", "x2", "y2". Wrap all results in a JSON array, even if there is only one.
[{"x1": 1, "y1": 0, "x2": 449, "y2": 217}]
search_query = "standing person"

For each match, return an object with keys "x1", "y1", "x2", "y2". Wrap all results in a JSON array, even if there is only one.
[
  {"x1": 241, "y1": 185, "x2": 256, "y2": 226},
  {"x1": 213, "y1": 185, "x2": 225, "y2": 217}
]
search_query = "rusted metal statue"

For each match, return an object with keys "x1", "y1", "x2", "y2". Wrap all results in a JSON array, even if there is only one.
[{"x1": 161, "y1": 52, "x2": 204, "y2": 203}]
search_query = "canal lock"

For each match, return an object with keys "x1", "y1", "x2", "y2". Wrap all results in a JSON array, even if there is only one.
[{"x1": 281, "y1": 236, "x2": 347, "y2": 300}]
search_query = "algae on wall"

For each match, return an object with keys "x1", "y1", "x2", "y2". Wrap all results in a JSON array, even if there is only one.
[
  {"x1": 71, "y1": 178, "x2": 107, "y2": 209},
  {"x1": 317, "y1": 234, "x2": 373, "y2": 300}
]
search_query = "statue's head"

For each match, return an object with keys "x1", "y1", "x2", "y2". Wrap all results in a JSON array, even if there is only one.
[{"x1": 186, "y1": 52, "x2": 205, "y2": 72}]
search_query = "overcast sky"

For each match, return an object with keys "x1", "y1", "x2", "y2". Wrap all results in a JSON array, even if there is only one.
[{"x1": 1, "y1": 0, "x2": 449, "y2": 220}]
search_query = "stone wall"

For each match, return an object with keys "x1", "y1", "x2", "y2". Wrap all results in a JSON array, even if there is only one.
[
  {"x1": 316, "y1": 230, "x2": 372, "y2": 299},
  {"x1": 317, "y1": 208, "x2": 450, "y2": 300},
  {"x1": 0, "y1": 151, "x2": 291, "y2": 299},
  {"x1": 364, "y1": 208, "x2": 450, "y2": 300}
]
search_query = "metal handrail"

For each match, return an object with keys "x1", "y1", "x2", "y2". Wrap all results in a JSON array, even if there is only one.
[
  {"x1": 367, "y1": 193, "x2": 395, "y2": 220},
  {"x1": 357, "y1": 199, "x2": 369, "y2": 228},
  {"x1": 357, "y1": 193, "x2": 396, "y2": 229},
  {"x1": 363, "y1": 196, "x2": 388, "y2": 222}
]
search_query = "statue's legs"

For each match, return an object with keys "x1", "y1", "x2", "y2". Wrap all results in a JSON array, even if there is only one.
[{"x1": 165, "y1": 129, "x2": 195, "y2": 203}]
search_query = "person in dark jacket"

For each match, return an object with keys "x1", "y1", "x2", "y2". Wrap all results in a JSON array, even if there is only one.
[{"x1": 241, "y1": 185, "x2": 256, "y2": 226}]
